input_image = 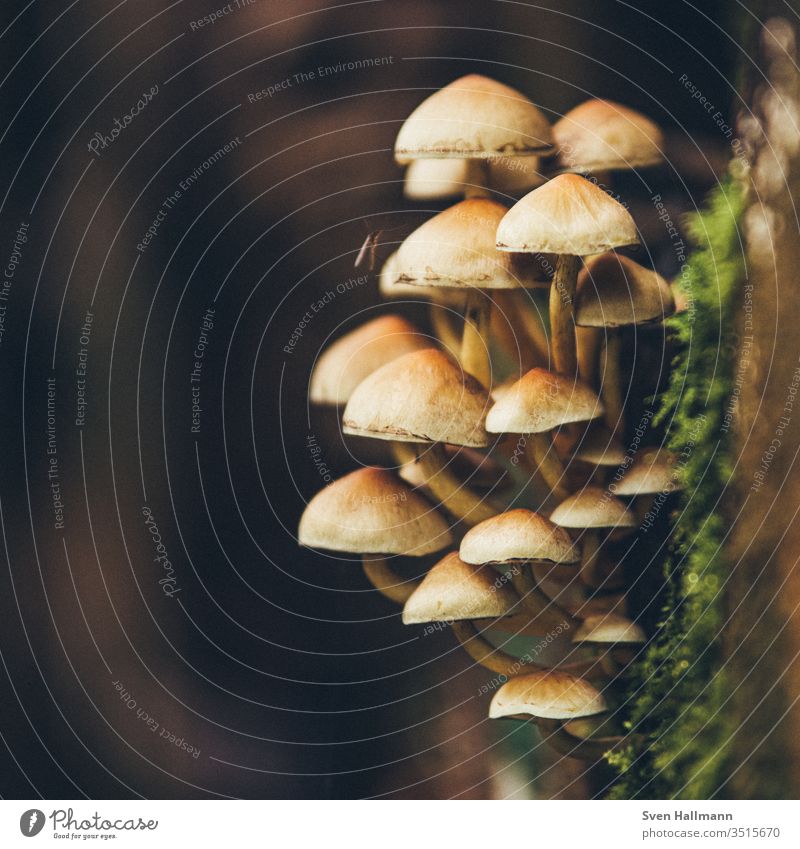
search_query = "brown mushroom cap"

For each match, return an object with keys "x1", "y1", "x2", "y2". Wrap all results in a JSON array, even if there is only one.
[
  {"x1": 575, "y1": 253, "x2": 675, "y2": 327},
  {"x1": 343, "y1": 348, "x2": 491, "y2": 447},
  {"x1": 395, "y1": 74, "x2": 553, "y2": 163},
  {"x1": 486, "y1": 367, "x2": 604, "y2": 434},
  {"x1": 298, "y1": 467, "x2": 453, "y2": 556},
  {"x1": 460, "y1": 509, "x2": 579, "y2": 565},
  {"x1": 614, "y1": 452, "x2": 683, "y2": 496},
  {"x1": 572, "y1": 613, "x2": 646, "y2": 645},
  {"x1": 572, "y1": 424, "x2": 626, "y2": 466},
  {"x1": 402, "y1": 551, "x2": 518, "y2": 624},
  {"x1": 550, "y1": 486, "x2": 636, "y2": 529},
  {"x1": 309, "y1": 315, "x2": 429, "y2": 405},
  {"x1": 496, "y1": 173, "x2": 639, "y2": 255},
  {"x1": 489, "y1": 669, "x2": 607, "y2": 720},
  {"x1": 554, "y1": 99, "x2": 665, "y2": 173},
  {"x1": 394, "y1": 198, "x2": 545, "y2": 290}
]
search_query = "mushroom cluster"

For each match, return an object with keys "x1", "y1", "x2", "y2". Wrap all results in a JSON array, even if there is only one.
[{"x1": 299, "y1": 76, "x2": 681, "y2": 768}]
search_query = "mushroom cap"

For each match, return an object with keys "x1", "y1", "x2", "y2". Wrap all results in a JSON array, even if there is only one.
[
  {"x1": 615, "y1": 452, "x2": 683, "y2": 496},
  {"x1": 379, "y1": 252, "x2": 462, "y2": 304},
  {"x1": 342, "y1": 348, "x2": 491, "y2": 447},
  {"x1": 554, "y1": 99, "x2": 665, "y2": 173},
  {"x1": 395, "y1": 74, "x2": 553, "y2": 163},
  {"x1": 309, "y1": 315, "x2": 429, "y2": 405},
  {"x1": 575, "y1": 253, "x2": 675, "y2": 327},
  {"x1": 550, "y1": 486, "x2": 636, "y2": 529},
  {"x1": 298, "y1": 467, "x2": 452, "y2": 556},
  {"x1": 496, "y1": 173, "x2": 639, "y2": 255},
  {"x1": 489, "y1": 669, "x2": 607, "y2": 720},
  {"x1": 460, "y1": 509, "x2": 579, "y2": 565},
  {"x1": 394, "y1": 198, "x2": 545, "y2": 290},
  {"x1": 486, "y1": 368, "x2": 604, "y2": 434},
  {"x1": 572, "y1": 613, "x2": 646, "y2": 645},
  {"x1": 572, "y1": 424, "x2": 626, "y2": 466},
  {"x1": 402, "y1": 551, "x2": 518, "y2": 624}
]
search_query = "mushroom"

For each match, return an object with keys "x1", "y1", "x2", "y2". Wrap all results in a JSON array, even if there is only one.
[
  {"x1": 403, "y1": 551, "x2": 523, "y2": 675},
  {"x1": 486, "y1": 367, "x2": 604, "y2": 498},
  {"x1": 309, "y1": 315, "x2": 428, "y2": 405},
  {"x1": 572, "y1": 612, "x2": 646, "y2": 676},
  {"x1": 575, "y1": 253, "x2": 674, "y2": 431},
  {"x1": 550, "y1": 486, "x2": 636, "y2": 588},
  {"x1": 614, "y1": 449, "x2": 684, "y2": 525},
  {"x1": 496, "y1": 174, "x2": 639, "y2": 376},
  {"x1": 342, "y1": 348, "x2": 496, "y2": 524},
  {"x1": 394, "y1": 198, "x2": 548, "y2": 387},
  {"x1": 460, "y1": 509, "x2": 578, "y2": 630},
  {"x1": 394, "y1": 74, "x2": 553, "y2": 196},
  {"x1": 298, "y1": 466, "x2": 452, "y2": 604},
  {"x1": 489, "y1": 668, "x2": 609, "y2": 759},
  {"x1": 553, "y1": 99, "x2": 665, "y2": 177}
]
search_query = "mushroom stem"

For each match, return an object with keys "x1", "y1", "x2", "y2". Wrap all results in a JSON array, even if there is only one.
[
  {"x1": 577, "y1": 326, "x2": 602, "y2": 388},
  {"x1": 578, "y1": 530, "x2": 601, "y2": 587},
  {"x1": 549, "y1": 253, "x2": 581, "y2": 375},
  {"x1": 496, "y1": 291, "x2": 549, "y2": 368},
  {"x1": 464, "y1": 159, "x2": 492, "y2": 199},
  {"x1": 450, "y1": 621, "x2": 522, "y2": 676},
  {"x1": 428, "y1": 302, "x2": 462, "y2": 359},
  {"x1": 535, "y1": 717, "x2": 617, "y2": 760},
  {"x1": 460, "y1": 290, "x2": 491, "y2": 388},
  {"x1": 526, "y1": 431, "x2": 569, "y2": 500},
  {"x1": 393, "y1": 442, "x2": 499, "y2": 526},
  {"x1": 510, "y1": 562, "x2": 576, "y2": 631},
  {"x1": 361, "y1": 556, "x2": 419, "y2": 605},
  {"x1": 600, "y1": 332, "x2": 624, "y2": 434}
]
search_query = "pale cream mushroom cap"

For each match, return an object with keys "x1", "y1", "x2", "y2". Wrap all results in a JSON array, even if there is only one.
[
  {"x1": 554, "y1": 99, "x2": 664, "y2": 173},
  {"x1": 298, "y1": 467, "x2": 452, "y2": 556},
  {"x1": 395, "y1": 198, "x2": 546, "y2": 290},
  {"x1": 395, "y1": 74, "x2": 553, "y2": 163},
  {"x1": 496, "y1": 173, "x2": 639, "y2": 255},
  {"x1": 575, "y1": 253, "x2": 675, "y2": 327},
  {"x1": 572, "y1": 613, "x2": 646, "y2": 645},
  {"x1": 309, "y1": 315, "x2": 428, "y2": 405},
  {"x1": 489, "y1": 669, "x2": 607, "y2": 720},
  {"x1": 486, "y1": 368, "x2": 603, "y2": 434},
  {"x1": 550, "y1": 486, "x2": 636, "y2": 529},
  {"x1": 572, "y1": 425, "x2": 626, "y2": 466},
  {"x1": 343, "y1": 348, "x2": 491, "y2": 447},
  {"x1": 615, "y1": 452, "x2": 683, "y2": 496},
  {"x1": 460, "y1": 509, "x2": 579, "y2": 565},
  {"x1": 402, "y1": 551, "x2": 517, "y2": 624}
]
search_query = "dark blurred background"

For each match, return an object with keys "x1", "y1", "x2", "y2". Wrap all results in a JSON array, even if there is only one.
[{"x1": 0, "y1": 0, "x2": 738, "y2": 799}]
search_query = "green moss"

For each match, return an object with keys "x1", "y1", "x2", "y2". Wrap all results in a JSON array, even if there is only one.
[{"x1": 608, "y1": 174, "x2": 746, "y2": 799}]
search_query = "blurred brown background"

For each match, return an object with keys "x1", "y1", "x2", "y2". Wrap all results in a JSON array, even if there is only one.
[{"x1": 0, "y1": 0, "x2": 736, "y2": 798}]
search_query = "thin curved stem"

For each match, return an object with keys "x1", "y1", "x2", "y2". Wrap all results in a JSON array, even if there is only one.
[
  {"x1": 601, "y1": 331, "x2": 624, "y2": 434},
  {"x1": 578, "y1": 530, "x2": 601, "y2": 587},
  {"x1": 362, "y1": 555, "x2": 419, "y2": 605},
  {"x1": 450, "y1": 621, "x2": 522, "y2": 676},
  {"x1": 394, "y1": 442, "x2": 499, "y2": 526},
  {"x1": 461, "y1": 290, "x2": 491, "y2": 388},
  {"x1": 549, "y1": 254, "x2": 581, "y2": 376},
  {"x1": 526, "y1": 431, "x2": 569, "y2": 501},
  {"x1": 428, "y1": 302, "x2": 462, "y2": 360},
  {"x1": 577, "y1": 325, "x2": 602, "y2": 388},
  {"x1": 510, "y1": 562, "x2": 576, "y2": 631}
]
